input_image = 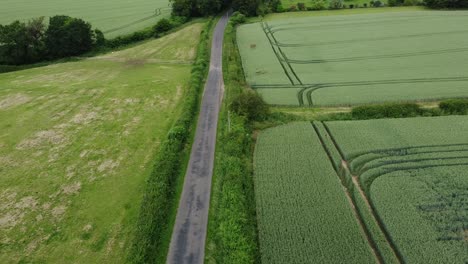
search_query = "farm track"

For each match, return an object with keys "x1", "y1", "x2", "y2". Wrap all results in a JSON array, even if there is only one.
[
  {"x1": 319, "y1": 122, "x2": 405, "y2": 264},
  {"x1": 311, "y1": 122, "x2": 384, "y2": 264},
  {"x1": 166, "y1": 13, "x2": 229, "y2": 264}
]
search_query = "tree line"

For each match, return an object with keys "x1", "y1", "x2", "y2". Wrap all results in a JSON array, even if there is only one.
[
  {"x1": 0, "y1": 16, "x2": 103, "y2": 65},
  {"x1": 171, "y1": 0, "x2": 263, "y2": 17}
]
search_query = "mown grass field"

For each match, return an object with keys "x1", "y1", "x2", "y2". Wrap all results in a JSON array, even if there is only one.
[
  {"x1": 256, "y1": 116, "x2": 468, "y2": 263},
  {"x1": 237, "y1": 9, "x2": 468, "y2": 106},
  {"x1": 0, "y1": 0, "x2": 171, "y2": 37},
  {"x1": 0, "y1": 23, "x2": 203, "y2": 263}
]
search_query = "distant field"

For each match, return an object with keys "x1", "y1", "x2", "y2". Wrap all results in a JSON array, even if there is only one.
[
  {"x1": 0, "y1": 23, "x2": 203, "y2": 263},
  {"x1": 238, "y1": 10, "x2": 468, "y2": 106},
  {"x1": 255, "y1": 117, "x2": 468, "y2": 263},
  {"x1": 0, "y1": 0, "x2": 171, "y2": 38}
]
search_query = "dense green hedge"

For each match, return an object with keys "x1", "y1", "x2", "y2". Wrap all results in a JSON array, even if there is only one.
[
  {"x1": 439, "y1": 98, "x2": 468, "y2": 115},
  {"x1": 351, "y1": 103, "x2": 424, "y2": 119},
  {"x1": 206, "y1": 18, "x2": 259, "y2": 264},
  {"x1": 128, "y1": 19, "x2": 213, "y2": 264}
]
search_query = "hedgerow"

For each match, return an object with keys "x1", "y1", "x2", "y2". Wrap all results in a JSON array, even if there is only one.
[{"x1": 128, "y1": 18, "x2": 213, "y2": 264}]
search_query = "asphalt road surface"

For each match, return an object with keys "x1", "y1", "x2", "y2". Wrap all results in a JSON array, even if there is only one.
[{"x1": 166, "y1": 13, "x2": 229, "y2": 264}]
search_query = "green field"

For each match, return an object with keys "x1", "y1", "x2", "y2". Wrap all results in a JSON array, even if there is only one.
[
  {"x1": 254, "y1": 122, "x2": 376, "y2": 263},
  {"x1": 0, "y1": 0, "x2": 171, "y2": 38},
  {"x1": 0, "y1": 23, "x2": 203, "y2": 263},
  {"x1": 237, "y1": 10, "x2": 468, "y2": 106},
  {"x1": 255, "y1": 116, "x2": 468, "y2": 263}
]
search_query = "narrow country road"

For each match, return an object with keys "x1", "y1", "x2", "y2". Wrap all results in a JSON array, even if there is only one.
[{"x1": 166, "y1": 13, "x2": 229, "y2": 264}]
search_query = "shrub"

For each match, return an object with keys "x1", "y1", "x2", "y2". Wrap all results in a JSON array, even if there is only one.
[
  {"x1": 330, "y1": 0, "x2": 344, "y2": 9},
  {"x1": 289, "y1": 5, "x2": 298, "y2": 11},
  {"x1": 439, "y1": 99, "x2": 468, "y2": 114},
  {"x1": 364, "y1": 3, "x2": 368, "y2": 7},
  {"x1": 153, "y1": 18, "x2": 172, "y2": 36},
  {"x1": 310, "y1": 0, "x2": 328, "y2": 9},
  {"x1": 351, "y1": 103, "x2": 423, "y2": 120},
  {"x1": 230, "y1": 12, "x2": 247, "y2": 25},
  {"x1": 297, "y1": 2, "x2": 306, "y2": 10},
  {"x1": 230, "y1": 90, "x2": 269, "y2": 121},
  {"x1": 373, "y1": 0, "x2": 383, "y2": 6},
  {"x1": 349, "y1": 4, "x2": 355, "y2": 8}
]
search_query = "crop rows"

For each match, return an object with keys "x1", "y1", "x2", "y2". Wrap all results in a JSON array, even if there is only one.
[
  {"x1": 322, "y1": 116, "x2": 468, "y2": 263},
  {"x1": 238, "y1": 11, "x2": 468, "y2": 106},
  {"x1": 254, "y1": 122, "x2": 376, "y2": 263}
]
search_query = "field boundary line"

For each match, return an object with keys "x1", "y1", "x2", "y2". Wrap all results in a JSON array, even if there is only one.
[
  {"x1": 311, "y1": 122, "x2": 384, "y2": 264},
  {"x1": 103, "y1": 7, "x2": 171, "y2": 34},
  {"x1": 321, "y1": 122, "x2": 404, "y2": 264}
]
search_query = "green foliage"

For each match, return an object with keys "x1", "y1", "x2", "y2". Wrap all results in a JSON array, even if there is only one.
[
  {"x1": 230, "y1": 12, "x2": 247, "y2": 26},
  {"x1": 45, "y1": 16, "x2": 94, "y2": 58},
  {"x1": 230, "y1": 90, "x2": 270, "y2": 121},
  {"x1": 351, "y1": 103, "x2": 423, "y2": 119},
  {"x1": 0, "y1": 17, "x2": 46, "y2": 64},
  {"x1": 439, "y1": 98, "x2": 468, "y2": 114},
  {"x1": 388, "y1": 0, "x2": 404, "y2": 6},
  {"x1": 153, "y1": 18, "x2": 173, "y2": 36},
  {"x1": 297, "y1": 2, "x2": 307, "y2": 10},
  {"x1": 330, "y1": 0, "x2": 345, "y2": 9},
  {"x1": 128, "y1": 19, "x2": 212, "y2": 264},
  {"x1": 308, "y1": 0, "x2": 328, "y2": 9},
  {"x1": 232, "y1": 0, "x2": 263, "y2": 16},
  {"x1": 424, "y1": 0, "x2": 468, "y2": 8},
  {"x1": 171, "y1": 0, "x2": 225, "y2": 17}
]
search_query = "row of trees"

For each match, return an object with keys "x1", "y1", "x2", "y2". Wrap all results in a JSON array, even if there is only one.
[
  {"x1": 424, "y1": 0, "x2": 468, "y2": 8},
  {"x1": 0, "y1": 16, "x2": 103, "y2": 65},
  {"x1": 170, "y1": 0, "x2": 262, "y2": 17}
]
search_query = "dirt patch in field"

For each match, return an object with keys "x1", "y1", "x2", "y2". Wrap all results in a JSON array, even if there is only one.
[
  {"x1": 16, "y1": 130, "x2": 67, "y2": 150},
  {"x1": 0, "y1": 193, "x2": 38, "y2": 229},
  {"x1": 51, "y1": 205, "x2": 67, "y2": 219},
  {"x1": 71, "y1": 111, "x2": 99, "y2": 125},
  {"x1": 61, "y1": 182, "x2": 81, "y2": 195},
  {"x1": 0, "y1": 94, "x2": 31, "y2": 110},
  {"x1": 97, "y1": 159, "x2": 120, "y2": 173}
]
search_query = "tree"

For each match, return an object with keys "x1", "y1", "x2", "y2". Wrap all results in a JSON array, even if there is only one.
[
  {"x1": 230, "y1": 90, "x2": 269, "y2": 121},
  {"x1": 0, "y1": 17, "x2": 46, "y2": 65},
  {"x1": 424, "y1": 0, "x2": 468, "y2": 8},
  {"x1": 45, "y1": 16, "x2": 94, "y2": 59},
  {"x1": 233, "y1": 0, "x2": 261, "y2": 16},
  {"x1": 153, "y1": 18, "x2": 173, "y2": 36}
]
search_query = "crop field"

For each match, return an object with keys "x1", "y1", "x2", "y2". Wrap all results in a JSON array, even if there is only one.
[
  {"x1": 0, "y1": 0, "x2": 171, "y2": 38},
  {"x1": 237, "y1": 10, "x2": 468, "y2": 106},
  {"x1": 255, "y1": 116, "x2": 468, "y2": 263},
  {"x1": 0, "y1": 23, "x2": 203, "y2": 263},
  {"x1": 254, "y1": 122, "x2": 376, "y2": 263}
]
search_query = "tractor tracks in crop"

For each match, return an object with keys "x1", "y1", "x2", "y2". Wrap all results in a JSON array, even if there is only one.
[
  {"x1": 103, "y1": 7, "x2": 171, "y2": 35},
  {"x1": 312, "y1": 122, "x2": 385, "y2": 264},
  {"x1": 253, "y1": 76, "x2": 468, "y2": 106},
  {"x1": 313, "y1": 121, "x2": 405, "y2": 264},
  {"x1": 261, "y1": 22, "x2": 303, "y2": 86}
]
